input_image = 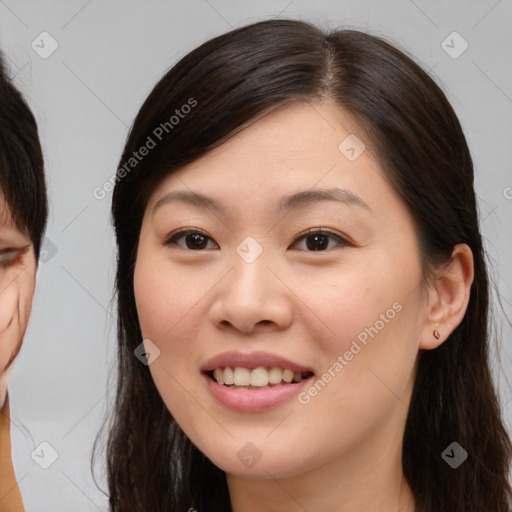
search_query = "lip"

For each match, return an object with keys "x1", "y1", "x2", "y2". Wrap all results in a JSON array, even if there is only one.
[
  {"x1": 203, "y1": 373, "x2": 314, "y2": 412},
  {"x1": 201, "y1": 350, "x2": 314, "y2": 373}
]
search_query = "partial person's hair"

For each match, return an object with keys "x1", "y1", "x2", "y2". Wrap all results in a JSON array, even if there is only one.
[
  {"x1": 0, "y1": 52, "x2": 47, "y2": 259},
  {"x1": 100, "y1": 18, "x2": 512, "y2": 511}
]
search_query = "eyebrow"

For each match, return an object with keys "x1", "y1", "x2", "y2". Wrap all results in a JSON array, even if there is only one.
[{"x1": 152, "y1": 187, "x2": 371, "y2": 214}]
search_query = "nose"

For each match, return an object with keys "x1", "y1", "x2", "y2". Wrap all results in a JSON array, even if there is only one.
[{"x1": 209, "y1": 252, "x2": 293, "y2": 335}]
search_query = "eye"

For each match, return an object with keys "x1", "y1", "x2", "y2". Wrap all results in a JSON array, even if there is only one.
[
  {"x1": 291, "y1": 229, "x2": 352, "y2": 251},
  {"x1": 163, "y1": 228, "x2": 352, "y2": 252},
  {"x1": 164, "y1": 229, "x2": 219, "y2": 251},
  {"x1": 0, "y1": 248, "x2": 24, "y2": 268}
]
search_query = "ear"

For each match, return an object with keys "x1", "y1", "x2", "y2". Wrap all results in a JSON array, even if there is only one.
[
  {"x1": 0, "y1": 246, "x2": 36, "y2": 406},
  {"x1": 420, "y1": 243, "x2": 474, "y2": 350}
]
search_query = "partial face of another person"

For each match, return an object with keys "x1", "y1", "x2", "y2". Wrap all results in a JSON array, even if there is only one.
[
  {"x1": 0, "y1": 193, "x2": 36, "y2": 408},
  {"x1": 132, "y1": 101, "x2": 447, "y2": 478}
]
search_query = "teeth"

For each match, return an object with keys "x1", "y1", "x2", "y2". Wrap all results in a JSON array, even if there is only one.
[
  {"x1": 213, "y1": 368, "x2": 224, "y2": 385},
  {"x1": 234, "y1": 367, "x2": 250, "y2": 386},
  {"x1": 293, "y1": 372, "x2": 304, "y2": 382},
  {"x1": 268, "y1": 367, "x2": 283, "y2": 384},
  {"x1": 211, "y1": 366, "x2": 311, "y2": 387},
  {"x1": 282, "y1": 369, "x2": 294, "y2": 383},
  {"x1": 224, "y1": 367, "x2": 234, "y2": 385},
  {"x1": 250, "y1": 367, "x2": 269, "y2": 386}
]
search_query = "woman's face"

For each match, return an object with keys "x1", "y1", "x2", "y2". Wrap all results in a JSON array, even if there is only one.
[
  {"x1": 0, "y1": 193, "x2": 36, "y2": 408},
  {"x1": 134, "y1": 101, "x2": 431, "y2": 479}
]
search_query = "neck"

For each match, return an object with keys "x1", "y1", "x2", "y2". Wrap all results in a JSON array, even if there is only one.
[{"x1": 228, "y1": 458, "x2": 415, "y2": 512}]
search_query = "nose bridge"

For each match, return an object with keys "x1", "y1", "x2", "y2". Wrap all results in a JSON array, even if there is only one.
[
  {"x1": 210, "y1": 239, "x2": 292, "y2": 333},
  {"x1": 229, "y1": 241, "x2": 271, "y2": 303}
]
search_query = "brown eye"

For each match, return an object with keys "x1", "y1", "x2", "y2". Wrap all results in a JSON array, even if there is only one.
[
  {"x1": 164, "y1": 229, "x2": 218, "y2": 251},
  {"x1": 291, "y1": 229, "x2": 351, "y2": 251}
]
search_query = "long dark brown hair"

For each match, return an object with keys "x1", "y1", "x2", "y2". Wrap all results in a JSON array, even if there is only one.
[{"x1": 99, "y1": 18, "x2": 512, "y2": 511}]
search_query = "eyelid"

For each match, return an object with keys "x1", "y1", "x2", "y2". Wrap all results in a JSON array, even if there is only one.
[
  {"x1": 164, "y1": 227, "x2": 210, "y2": 241},
  {"x1": 293, "y1": 227, "x2": 352, "y2": 244}
]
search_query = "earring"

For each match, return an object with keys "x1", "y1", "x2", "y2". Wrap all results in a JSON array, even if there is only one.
[{"x1": 433, "y1": 329, "x2": 440, "y2": 340}]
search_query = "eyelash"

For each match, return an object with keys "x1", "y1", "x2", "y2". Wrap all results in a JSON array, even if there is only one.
[{"x1": 163, "y1": 227, "x2": 352, "y2": 252}]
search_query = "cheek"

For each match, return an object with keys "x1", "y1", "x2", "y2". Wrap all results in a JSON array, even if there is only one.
[
  {"x1": 133, "y1": 257, "x2": 201, "y2": 415},
  {"x1": 304, "y1": 256, "x2": 423, "y2": 395},
  {"x1": 0, "y1": 274, "x2": 34, "y2": 373},
  {"x1": 299, "y1": 264, "x2": 399, "y2": 352},
  {"x1": 133, "y1": 252, "x2": 213, "y2": 386},
  {"x1": 134, "y1": 252, "x2": 196, "y2": 341}
]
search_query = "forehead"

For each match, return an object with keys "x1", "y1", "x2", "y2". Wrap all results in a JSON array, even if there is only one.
[
  {"x1": 179, "y1": 101, "x2": 366, "y2": 172},
  {"x1": 149, "y1": 100, "x2": 393, "y2": 213}
]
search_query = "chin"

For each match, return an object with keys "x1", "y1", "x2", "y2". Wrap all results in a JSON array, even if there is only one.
[{"x1": 200, "y1": 441, "x2": 315, "y2": 480}]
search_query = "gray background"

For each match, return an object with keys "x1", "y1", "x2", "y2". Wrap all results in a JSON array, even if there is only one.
[{"x1": 1, "y1": 1, "x2": 511, "y2": 510}]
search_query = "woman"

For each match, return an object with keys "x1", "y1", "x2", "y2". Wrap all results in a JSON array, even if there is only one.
[
  {"x1": 0, "y1": 53, "x2": 48, "y2": 510},
  {"x1": 104, "y1": 18, "x2": 512, "y2": 511}
]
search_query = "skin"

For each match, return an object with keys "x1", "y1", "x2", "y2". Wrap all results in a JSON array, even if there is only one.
[
  {"x1": 134, "y1": 100, "x2": 474, "y2": 511},
  {"x1": 0, "y1": 193, "x2": 36, "y2": 410}
]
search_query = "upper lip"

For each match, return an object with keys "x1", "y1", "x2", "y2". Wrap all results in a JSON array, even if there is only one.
[{"x1": 201, "y1": 351, "x2": 314, "y2": 374}]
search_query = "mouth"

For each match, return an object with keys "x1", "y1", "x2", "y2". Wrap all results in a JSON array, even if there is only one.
[
  {"x1": 206, "y1": 366, "x2": 315, "y2": 390},
  {"x1": 201, "y1": 351, "x2": 315, "y2": 410}
]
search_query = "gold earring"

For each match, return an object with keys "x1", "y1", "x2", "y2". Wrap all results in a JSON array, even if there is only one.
[{"x1": 433, "y1": 329, "x2": 440, "y2": 340}]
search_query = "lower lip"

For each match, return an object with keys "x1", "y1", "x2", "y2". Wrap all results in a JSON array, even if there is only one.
[{"x1": 203, "y1": 373, "x2": 313, "y2": 412}]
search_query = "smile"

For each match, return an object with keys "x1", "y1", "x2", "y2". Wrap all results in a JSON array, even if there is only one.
[
  {"x1": 201, "y1": 351, "x2": 315, "y2": 411},
  {"x1": 210, "y1": 366, "x2": 313, "y2": 388}
]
